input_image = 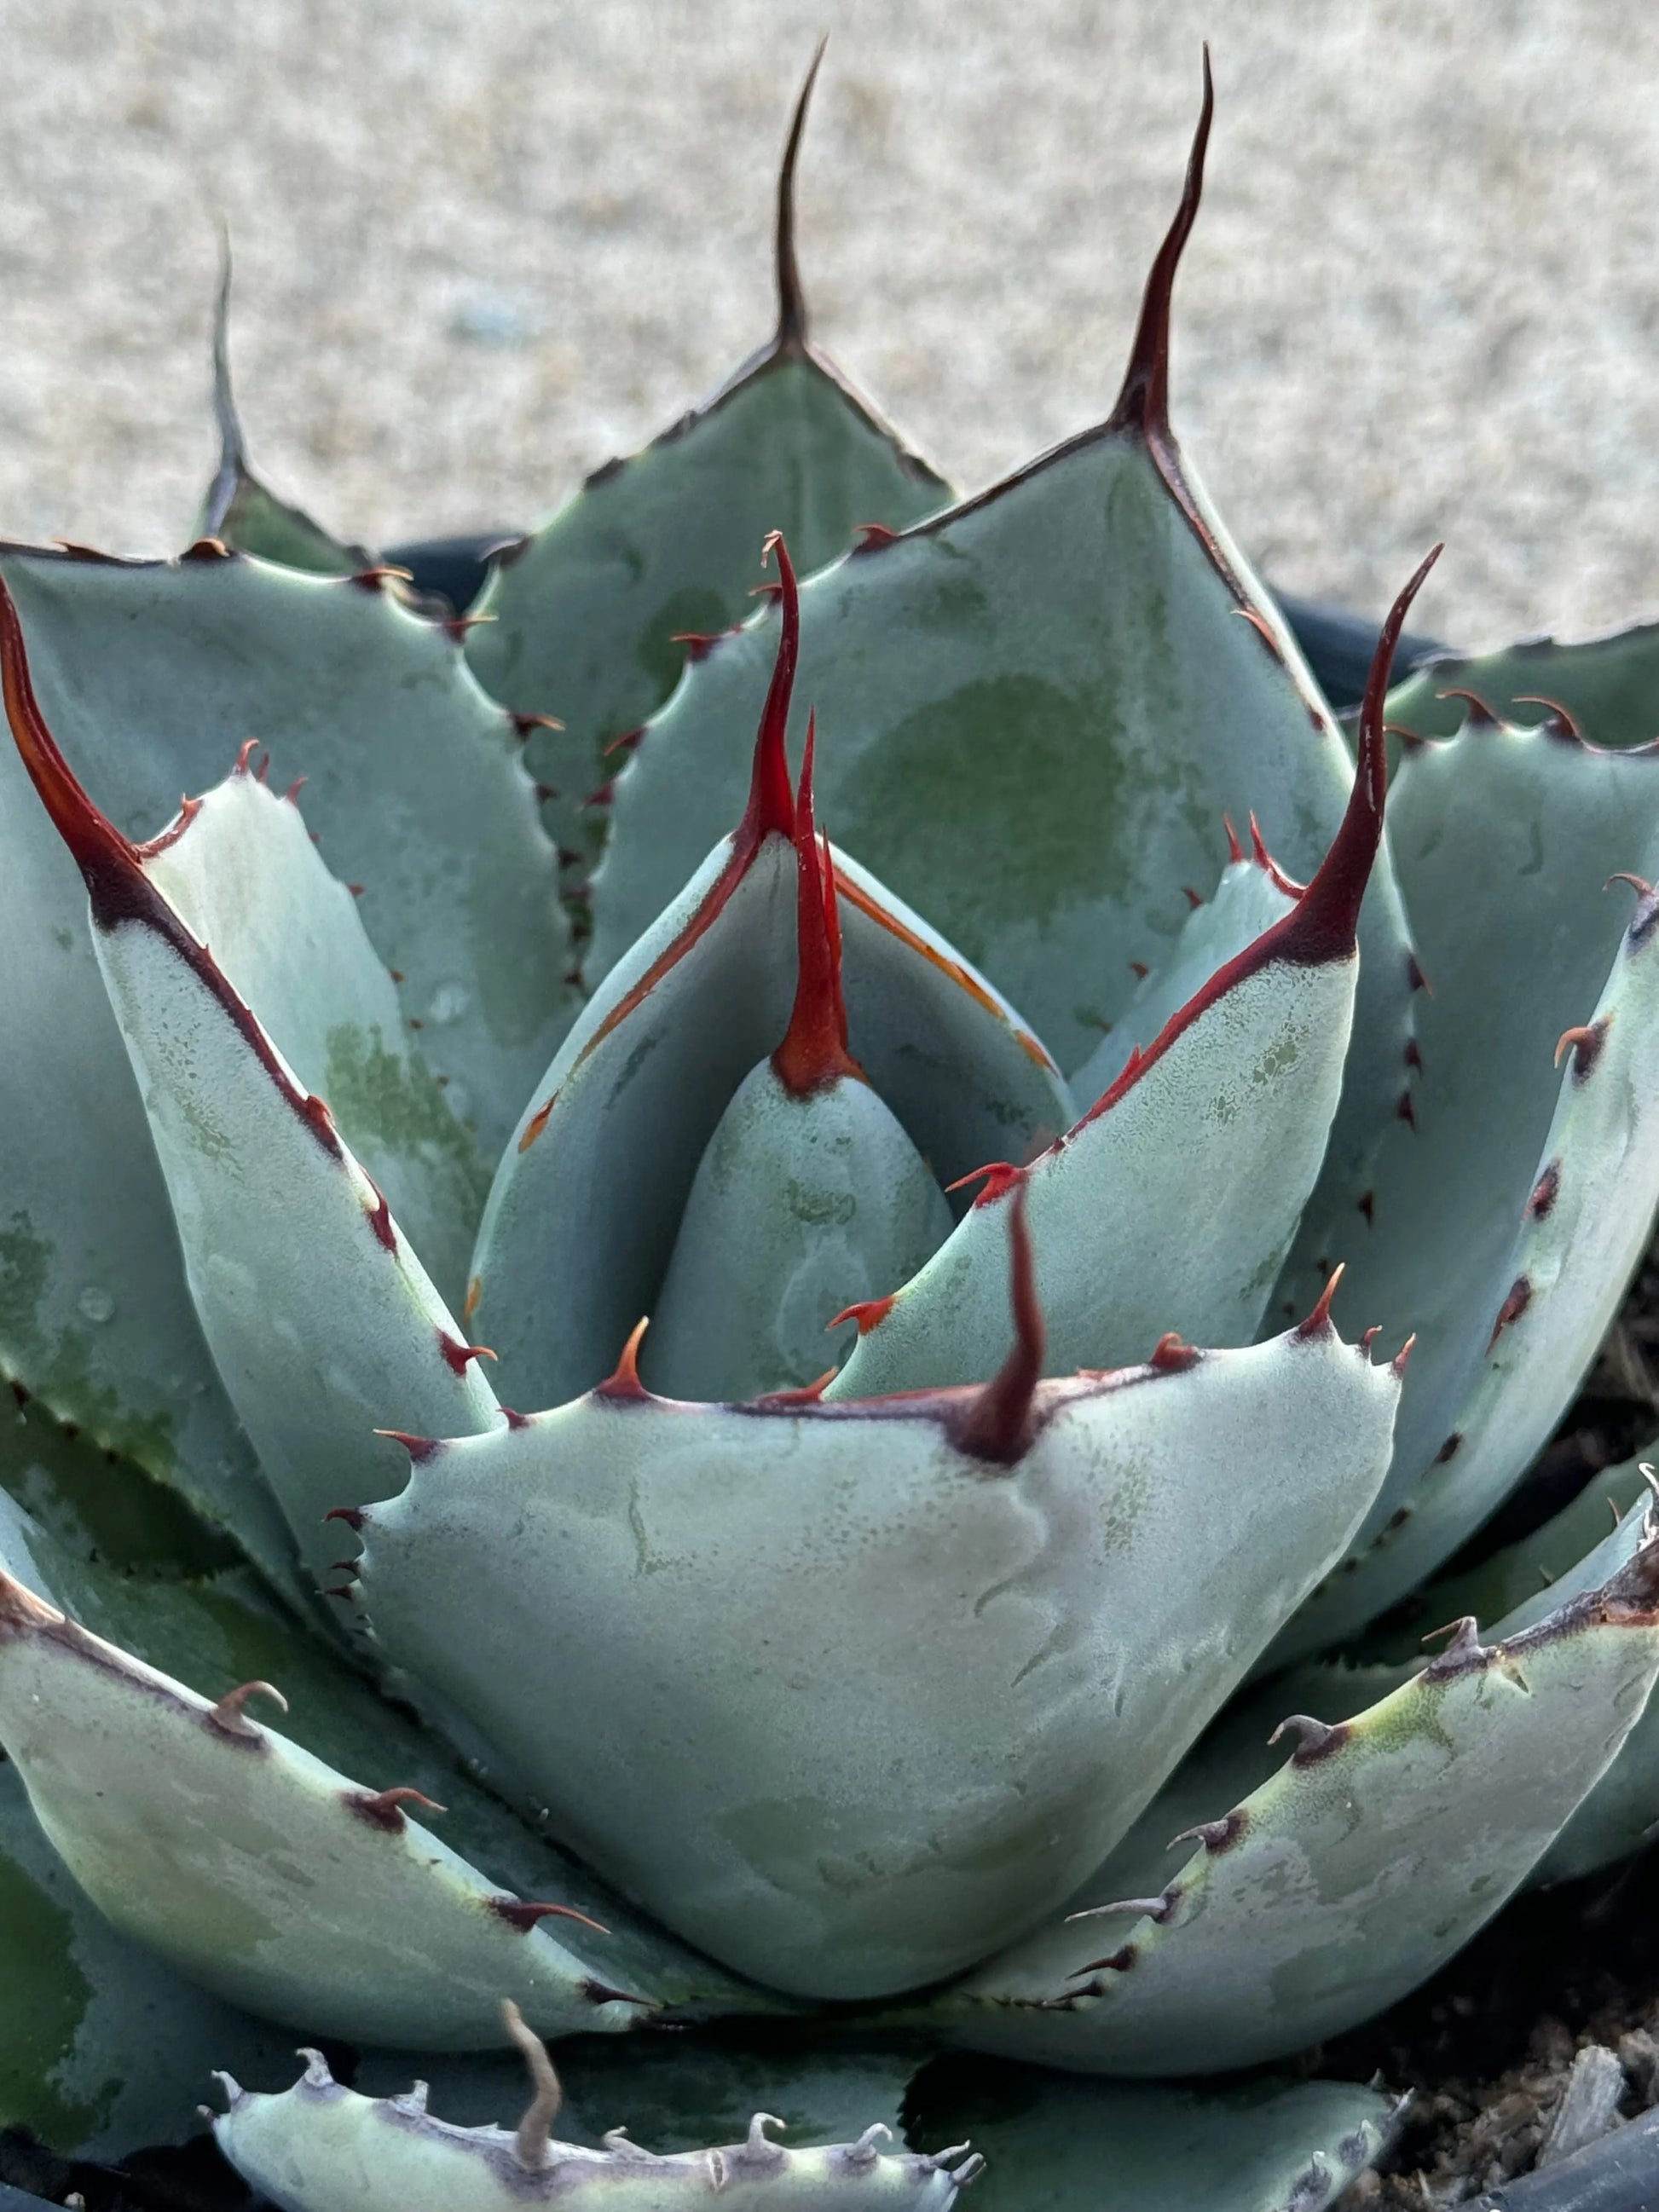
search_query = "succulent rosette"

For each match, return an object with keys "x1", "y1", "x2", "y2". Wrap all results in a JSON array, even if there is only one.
[{"x1": 7, "y1": 49, "x2": 1659, "y2": 2212}]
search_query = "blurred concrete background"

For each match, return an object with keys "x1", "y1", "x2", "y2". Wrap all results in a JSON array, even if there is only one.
[{"x1": 0, "y1": 0, "x2": 1654, "y2": 650}]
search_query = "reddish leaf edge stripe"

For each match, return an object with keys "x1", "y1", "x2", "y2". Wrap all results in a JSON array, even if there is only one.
[
  {"x1": 1067, "y1": 543, "x2": 1442, "y2": 1135},
  {"x1": 0, "y1": 576, "x2": 352, "y2": 1171}
]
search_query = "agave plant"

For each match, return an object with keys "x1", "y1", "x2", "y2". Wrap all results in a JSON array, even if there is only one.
[{"x1": 8, "y1": 47, "x2": 1659, "y2": 2212}]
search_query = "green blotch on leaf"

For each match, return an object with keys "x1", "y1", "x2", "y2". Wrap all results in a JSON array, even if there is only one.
[
  {"x1": 832, "y1": 679, "x2": 1130, "y2": 964},
  {"x1": 0, "y1": 1851, "x2": 106, "y2": 2148},
  {"x1": 785, "y1": 1180, "x2": 858, "y2": 1229},
  {"x1": 322, "y1": 1024, "x2": 490, "y2": 1222},
  {"x1": 0, "y1": 1395, "x2": 235, "y2": 1580},
  {"x1": 635, "y1": 586, "x2": 731, "y2": 704},
  {"x1": 0, "y1": 1217, "x2": 177, "y2": 1480}
]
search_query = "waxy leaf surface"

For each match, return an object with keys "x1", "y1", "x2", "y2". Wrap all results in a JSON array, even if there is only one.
[
  {"x1": 356, "y1": 1322, "x2": 1396, "y2": 2000},
  {"x1": 926, "y1": 1539, "x2": 1659, "y2": 2073},
  {"x1": 1271, "y1": 718, "x2": 1659, "y2": 1659},
  {"x1": 0, "y1": 548, "x2": 569, "y2": 1584},
  {"x1": 591, "y1": 70, "x2": 1417, "y2": 1280},
  {"x1": 1386, "y1": 622, "x2": 1659, "y2": 748},
  {"x1": 0, "y1": 1393, "x2": 766, "y2": 2032},
  {"x1": 0, "y1": 615, "x2": 505, "y2": 1588},
  {"x1": 472, "y1": 822, "x2": 1069, "y2": 1412},
  {"x1": 905, "y1": 2059, "x2": 1396, "y2": 2212},
  {"x1": 0, "y1": 1568, "x2": 680, "y2": 2048},
  {"x1": 0, "y1": 1759, "x2": 298, "y2": 2158},
  {"x1": 216, "y1": 2045, "x2": 975, "y2": 2212},
  {"x1": 142, "y1": 765, "x2": 486, "y2": 1309}
]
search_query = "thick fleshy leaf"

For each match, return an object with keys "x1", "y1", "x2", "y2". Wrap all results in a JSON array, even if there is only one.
[
  {"x1": 213, "y1": 2038, "x2": 1396, "y2": 2212},
  {"x1": 1385, "y1": 621, "x2": 1659, "y2": 748},
  {"x1": 466, "y1": 51, "x2": 948, "y2": 891},
  {"x1": 356, "y1": 1298, "x2": 1396, "y2": 2001},
  {"x1": 471, "y1": 572, "x2": 1072, "y2": 1414},
  {"x1": 0, "y1": 1568, "x2": 680, "y2": 2049},
  {"x1": 0, "y1": 545, "x2": 568, "y2": 1580},
  {"x1": 0, "y1": 543, "x2": 571, "y2": 1170},
  {"x1": 471, "y1": 799, "x2": 797, "y2": 1412},
  {"x1": 214, "y1": 2045, "x2": 976, "y2": 2212},
  {"x1": 0, "y1": 1392, "x2": 766, "y2": 2030},
  {"x1": 1269, "y1": 717, "x2": 1659, "y2": 1660},
  {"x1": 0, "y1": 1760, "x2": 298, "y2": 2158},
  {"x1": 645, "y1": 1060, "x2": 951, "y2": 1401},
  {"x1": 644, "y1": 742, "x2": 953, "y2": 1399},
  {"x1": 905, "y1": 2057, "x2": 1397, "y2": 2212},
  {"x1": 830, "y1": 942, "x2": 1352, "y2": 1389},
  {"x1": 1066, "y1": 844, "x2": 1295, "y2": 1106},
  {"x1": 923, "y1": 1536, "x2": 1659, "y2": 2074},
  {"x1": 0, "y1": 594, "x2": 501, "y2": 1585},
  {"x1": 588, "y1": 65, "x2": 1418, "y2": 1308},
  {"x1": 1386, "y1": 1448, "x2": 1656, "y2": 1656},
  {"x1": 0, "y1": 589, "x2": 290, "y2": 1595},
  {"x1": 198, "y1": 251, "x2": 363, "y2": 575},
  {"x1": 830, "y1": 847, "x2": 1072, "y2": 1172},
  {"x1": 1059, "y1": 1455, "x2": 1659, "y2": 1957},
  {"x1": 1438, "y1": 1459, "x2": 1659, "y2": 1886},
  {"x1": 829, "y1": 638, "x2": 1419, "y2": 1397},
  {"x1": 142, "y1": 763, "x2": 486, "y2": 1310}
]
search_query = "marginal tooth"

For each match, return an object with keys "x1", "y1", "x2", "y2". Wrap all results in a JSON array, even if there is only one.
[
  {"x1": 1066, "y1": 1893, "x2": 1170, "y2": 1925},
  {"x1": 500, "y1": 1997, "x2": 561, "y2": 2171},
  {"x1": 745, "y1": 2112, "x2": 787, "y2": 2159},
  {"x1": 1267, "y1": 1712, "x2": 1347, "y2": 1763},
  {"x1": 206, "y1": 1678, "x2": 288, "y2": 1737},
  {"x1": 845, "y1": 2122, "x2": 891, "y2": 2168},
  {"x1": 346, "y1": 1785, "x2": 447, "y2": 1832}
]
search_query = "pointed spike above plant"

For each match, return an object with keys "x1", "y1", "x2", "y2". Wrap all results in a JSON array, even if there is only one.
[
  {"x1": 772, "y1": 36, "x2": 827, "y2": 355},
  {"x1": 354, "y1": 1315, "x2": 1396, "y2": 1999},
  {"x1": 197, "y1": 243, "x2": 364, "y2": 575},
  {"x1": 594, "y1": 60, "x2": 1411, "y2": 1149},
  {"x1": 465, "y1": 49, "x2": 949, "y2": 902},
  {"x1": 1104, "y1": 44, "x2": 1212, "y2": 448}
]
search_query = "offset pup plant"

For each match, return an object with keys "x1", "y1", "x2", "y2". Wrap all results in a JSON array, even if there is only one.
[{"x1": 8, "y1": 45, "x2": 1659, "y2": 2212}]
